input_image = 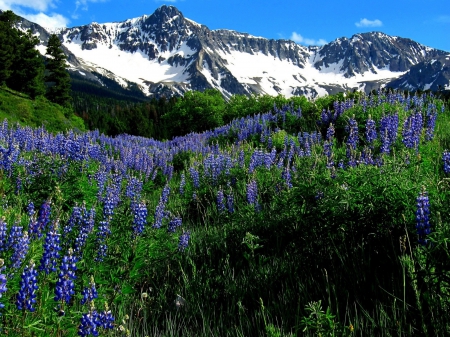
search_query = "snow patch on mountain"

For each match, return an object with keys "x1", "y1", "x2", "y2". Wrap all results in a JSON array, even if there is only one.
[{"x1": 63, "y1": 36, "x2": 194, "y2": 88}]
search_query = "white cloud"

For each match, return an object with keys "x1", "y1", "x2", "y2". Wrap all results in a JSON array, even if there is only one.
[
  {"x1": 72, "y1": 0, "x2": 108, "y2": 20},
  {"x1": 23, "y1": 12, "x2": 69, "y2": 28},
  {"x1": 0, "y1": 0, "x2": 55, "y2": 12},
  {"x1": 0, "y1": 0, "x2": 69, "y2": 28},
  {"x1": 290, "y1": 32, "x2": 327, "y2": 46},
  {"x1": 355, "y1": 18, "x2": 383, "y2": 27}
]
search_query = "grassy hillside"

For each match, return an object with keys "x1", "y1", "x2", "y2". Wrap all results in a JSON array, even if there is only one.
[
  {"x1": 0, "y1": 89, "x2": 449, "y2": 336},
  {"x1": 0, "y1": 86, "x2": 85, "y2": 133}
]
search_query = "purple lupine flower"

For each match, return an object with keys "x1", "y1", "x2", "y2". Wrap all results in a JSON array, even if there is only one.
[
  {"x1": 167, "y1": 217, "x2": 182, "y2": 233},
  {"x1": 246, "y1": 179, "x2": 259, "y2": 210},
  {"x1": 226, "y1": 184, "x2": 234, "y2": 214},
  {"x1": 27, "y1": 214, "x2": 39, "y2": 239},
  {"x1": 264, "y1": 148, "x2": 275, "y2": 169},
  {"x1": 62, "y1": 205, "x2": 82, "y2": 244},
  {"x1": 27, "y1": 202, "x2": 35, "y2": 217},
  {"x1": 267, "y1": 136, "x2": 273, "y2": 149},
  {"x1": 365, "y1": 115, "x2": 377, "y2": 147},
  {"x1": 96, "y1": 220, "x2": 111, "y2": 262},
  {"x1": 416, "y1": 187, "x2": 431, "y2": 246},
  {"x1": 36, "y1": 200, "x2": 52, "y2": 238},
  {"x1": 103, "y1": 195, "x2": 115, "y2": 219},
  {"x1": 132, "y1": 202, "x2": 147, "y2": 237},
  {"x1": 97, "y1": 304, "x2": 114, "y2": 330},
  {"x1": 81, "y1": 276, "x2": 98, "y2": 305},
  {"x1": 189, "y1": 167, "x2": 200, "y2": 189},
  {"x1": 74, "y1": 207, "x2": 96, "y2": 258},
  {"x1": 282, "y1": 167, "x2": 293, "y2": 189},
  {"x1": 315, "y1": 191, "x2": 324, "y2": 200},
  {"x1": 402, "y1": 112, "x2": 423, "y2": 150},
  {"x1": 125, "y1": 177, "x2": 143, "y2": 201},
  {"x1": 346, "y1": 116, "x2": 359, "y2": 157},
  {"x1": 217, "y1": 189, "x2": 226, "y2": 213},
  {"x1": 11, "y1": 231, "x2": 30, "y2": 269},
  {"x1": 178, "y1": 231, "x2": 190, "y2": 252},
  {"x1": 238, "y1": 150, "x2": 245, "y2": 168},
  {"x1": 55, "y1": 248, "x2": 78, "y2": 304},
  {"x1": 326, "y1": 123, "x2": 335, "y2": 143},
  {"x1": 179, "y1": 173, "x2": 186, "y2": 195},
  {"x1": 425, "y1": 111, "x2": 437, "y2": 141},
  {"x1": 7, "y1": 223, "x2": 23, "y2": 253},
  {"x1": 16, "y1": 260, "x2": 38, "y2": 312},
  {"x1": 153, "y1": 186, "x2": 170, "y2": 229},
  {"x1": 0, "y1": 218, "x2": 7, "y2": 253},
  {"x1": 323, "y1": 141, "x2": 332, "y2": 159},
  {"x1": 78, "y1": 306, "x2": 100, "y2": 337},
  {"x1": 0, "y1": 259, "x2": 7, "y2": 310},
  {"x1": 443, "y1": 150, "x2": 450, "y2": 174},
  {"x1": 39, "y1": 222, "x2": 61, "y2": 274},
  {"x1": 380, "y1": 114, "x2": 399, "y2": 154},
  {"x1": 15, "y1": 177, "x2": 22, "y2": 195},
  {"x1": 361, "y1": 147, "x2": 374, "y2": 166}
]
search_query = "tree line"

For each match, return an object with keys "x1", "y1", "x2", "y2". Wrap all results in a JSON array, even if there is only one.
[
  {"x1": 72, "y1": 88, "x2": 336, "y2": 140},
  {"x1": 0, "y1": 10, "x2": 71, "y2": 109}
]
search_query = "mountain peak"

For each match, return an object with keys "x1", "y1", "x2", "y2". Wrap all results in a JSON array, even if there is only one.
[
  {"x1": 11, "y1": 8, "x2": 450, "y2": 99},
  {"x1": 153, "y1": 5, "x2": 183, "y2": 20}
]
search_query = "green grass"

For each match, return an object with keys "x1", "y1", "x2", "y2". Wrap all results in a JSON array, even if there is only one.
[
  {"x1": 0, "y1": 86, "x2": 85, "y2": 133},
  {"x1": 0, "y1": 90, "x2": 449, "y2": 336}
]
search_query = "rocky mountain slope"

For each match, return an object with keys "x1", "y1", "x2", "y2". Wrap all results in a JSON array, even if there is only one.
[{"x1": 15, "y1": 5, "x2": 450, "y2": 98}]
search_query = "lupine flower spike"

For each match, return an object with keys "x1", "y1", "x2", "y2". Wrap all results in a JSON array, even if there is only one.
[
  {"x1": 416, "y1": 186, "x2": 431, "y2": 246},
  {"x1": 78, "y1": 301, "x2": 100, "y2": 337},
  {"x1": 16, "y1": 260, "x2": 38, "y2": 312},
  {"x1": 0, "y1": 259, "x2": 7, "y2": 310},
  {"x1": 81, "y1": 275, "x2": 98, "y2": 305}
]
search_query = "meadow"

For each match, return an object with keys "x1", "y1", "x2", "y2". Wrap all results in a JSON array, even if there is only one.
[{"x1": 0, "y1": 89, "x2": 449, "y2": 336}]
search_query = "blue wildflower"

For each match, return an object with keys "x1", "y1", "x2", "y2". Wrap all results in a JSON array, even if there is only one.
[
  {"x1": 416, "y1": 187, "x2": 431, "y2": 246},
  {"x1": 0, "y1": 259, "x2": 7, "y2": 310},
  {"x1": 55, "y1": 248, "x2": 78, "y2": 304},
  {"x1": 81, "y1": 276, "x2": 98, "y2": 306},
  {"x1": 167, "y1": 217, "x2": 182, "y2": 233},
  {"x1": 39, "y1": 222, "x2": 61, "y2": 274},
  {"x1": 217, "y1": 189, "x2": 226, "y2": 213},
  {"x1": 16, "y1": 260, "x2": 38, "y2": 312},
  {"x1": 178, "y1": 231, "x2": 190, "y2": 252}
]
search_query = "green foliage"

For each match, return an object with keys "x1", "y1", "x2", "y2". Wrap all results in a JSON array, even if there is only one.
[
  {"x1": 0, "y1": 11, "x2": 45, "y2": 99},
  {"x1": 0, "y1": 10, "x2": 18, "y2": 85},
  {"x1": 162, "y1": 89, "x2": 226, "y2": 136},
  {"x1": 299, "y1": 300, "x2": 340, "y2": 336},
  {"x1": 0, "y1": 89, "x2": 449, "y2": 336},
  {"x1": 0, "y1": 87, "x2": 85, "y2": 132},
  {"x1": 45, "y1": 34, "x2": 72, "y2": 109}
]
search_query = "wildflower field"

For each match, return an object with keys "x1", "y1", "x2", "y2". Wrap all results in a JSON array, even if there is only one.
[{"x1": 0, "y1": 89, "x2": 449, "y2": 336}]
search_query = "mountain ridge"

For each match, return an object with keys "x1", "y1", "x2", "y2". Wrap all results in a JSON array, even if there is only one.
[{"x1": 10, "y1": 5, "x2": 450, "y2": 98}]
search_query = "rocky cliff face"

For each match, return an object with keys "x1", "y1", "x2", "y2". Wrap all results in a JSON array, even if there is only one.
[
  {"x1": 387, "y1": 55, "x2": 450, "y2": 92},
  {"x1": 313, "y1": 32, "x2": 447, "y2": 77},
  {"x1": 12, "y1": 5, "x2": 450, "y2": 98}
]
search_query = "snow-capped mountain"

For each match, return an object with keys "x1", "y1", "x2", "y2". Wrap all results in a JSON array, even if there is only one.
[
  {"x1": 15, "y1": 5, "x2": 450, "y2": 98},
  {"x1": 387, "y1": 55, "x2": 450, "y2": 92}
]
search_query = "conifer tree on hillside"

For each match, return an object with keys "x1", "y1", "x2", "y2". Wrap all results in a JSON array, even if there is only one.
[
  {"x1": 0, "y1": 11, "x2": 20, "y2": 85},
  {"x1": 9, "y1": 30, "x2": 45, "y2": 99},
  {"x1": 45, "y1": 34, "x2": 72, "y2": 108},
  {"x1": 0, "y1": 10, "x2": 45, "y2": 98}
]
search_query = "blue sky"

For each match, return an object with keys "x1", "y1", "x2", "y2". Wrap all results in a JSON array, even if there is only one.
[{"x1": 1, "y1": 0, "x2": 449, "y2": 51}]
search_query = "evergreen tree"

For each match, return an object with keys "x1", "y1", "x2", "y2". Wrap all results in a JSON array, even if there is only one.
[
  {"x1": 8, "y1": 30, "x2": 45, "y2": 99},
  {"x1": 45, "y1": 34, "x2": 72, "y2": 107},
  {"x1": 0, "y1": 11, "x2": 19, "y2": 85}
]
